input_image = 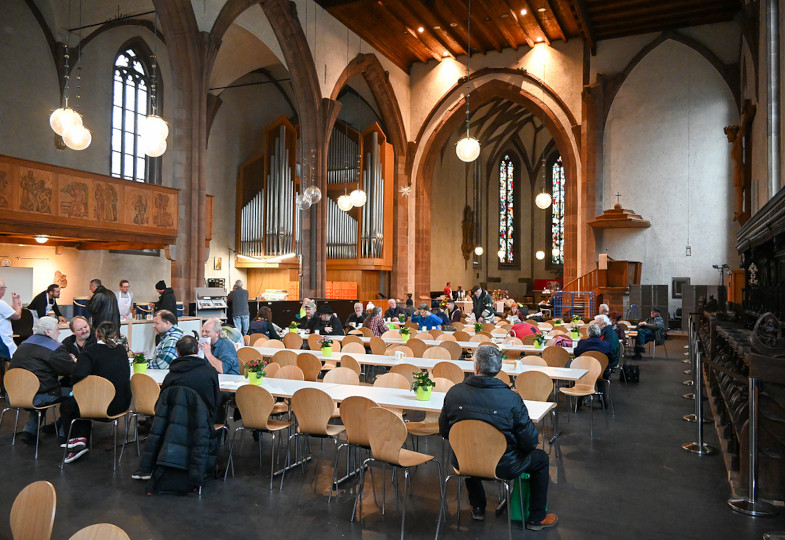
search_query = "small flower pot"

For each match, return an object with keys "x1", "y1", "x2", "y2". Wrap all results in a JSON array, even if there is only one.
[
  {"x1": 289, "y1": 327, "x2": 298, "y2": 333},
  {"x1": 388, "y1": 323, "x2": 395, "y2": 330},
  {"x1": 401, "y1": 334, "x2": 410, "y2": 342},
  {"x1": 415, "y1": 386, "x2": 433, "y2": 401},
  {"x1": 248, "y1": 371, "x2": 263, "y2": 385},
  {"x1": 133, "y1": 363, "x2": 147, "y2": 374},
  {"x1": 322, "y1": 346, "x2": 333, "y2": 358},
  {"x1": 571, "y1": 331, "x2": 580, "y2": 340},
  {"x1": 534, "y1": 342, "x2": 544, "y2": 350}
]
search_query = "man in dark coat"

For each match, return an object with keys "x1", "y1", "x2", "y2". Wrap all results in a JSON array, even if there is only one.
[
  {"x1": 86, "y1": 278, "x2": 120, "y2": 330},
  {"x1": 152, "y1": 280, "x2": 178, "y2": 322},
  {"x1": 439, "y1": 344, "x2": 557, "y2": 530},
  {"x1": 27, "y1": 284, "x2": 66, "y2": 324},
  {"x1": 305, "y1": 304, "x2": 344, "y2": 336},
  {"x1": 574, "y1": 324, "x2": 614, "y2": 378},
  {"x1": 471, "y1": 285, "x2": 495, "y2": 323}
]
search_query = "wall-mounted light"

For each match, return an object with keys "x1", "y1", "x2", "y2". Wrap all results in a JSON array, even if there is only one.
[
  {"x1": 35, "y1": 235, "x2": 49, "y2": 244},
  {"x1": 535, "y1": 250, "x2": 545, "y2": 260}
]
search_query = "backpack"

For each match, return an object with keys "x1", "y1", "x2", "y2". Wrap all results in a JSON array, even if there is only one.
[
  {"x1": 551, "y1": 335, "x2": 573, "y2": 348},
  {"x1": 620, "y1": 364, "x2": 640, "y2": 383}
]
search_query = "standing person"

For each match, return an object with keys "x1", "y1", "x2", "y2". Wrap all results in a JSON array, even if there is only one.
[
  {"x1": 28, "y1": 284, "x2": 67, "y2": 324},
  {"x1": 444, "y1": 281, "x2": 452, "y2": 299},
  {"x1": 403, "y1": 299, "x2": 416, "y2": 318},
  {"x1": 633, "y1": 308, "x2": 666, "y2": 359},
  {"x1": 86, "y1": 279, "x2": 120, "y2": 330},
  {"x1": 439, "y1": 345, "x2": 557, "y2": 530},
  {"x1": 471, "y1": 285, "x2": 494, "y2": 323},
  {"x1": 249, "y1": 307, "x2": 279, "y2": 340},
  {"x1": 363, "y1": 306, "x2": 387, "y2": 337},
  {"x1": 454, "y1": 285, "x2": 464, "y2": 300},
  {"x1": 61, "y1": 316, "x2": 96, "y2": 358},
  {"x1": 229, "y1": 280, "x2": 250, "y2": 335},
  {"x1": 344, "y1": 302, "x2": 367, "y2": 330},
  {"x1": 116, "y1": 279, "x2": 135, "y2": 321},
  {"x1": 151, "y1": 280, "x2": 178, "y2": 322},
  {"x1": 60, "y1": 321, "x2": 132, "y2": 463},
  {"x1": 0, "y1": 278, "x2": 22, "y2": 359},
  {"x1": 150, "y1": 310, "x2": 183, "y2": 369}
]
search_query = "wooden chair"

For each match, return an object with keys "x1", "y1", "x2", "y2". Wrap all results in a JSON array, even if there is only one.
[
  {"x1": 243, "y1": 335, "x2": 251, "y2": 346},
  {"x1": 10, "y1": 480, "x2": 56, "y2": 540},
  {"x1": 351, "y1": 407, "x2": 443, "y2": 539},
  {"x1": 451, "y1": 322, "x2": 464, "y2": 330},
  {"x1": 432, "y1": 361, "x2": 464, "y2": 384},
  {"x1": 369, "y1": 336, "x2": 387, "y2": 355},
  {"x1": 224, "y1": 384, "x2": 293, "y2": 489},
  {"x1": 406, "y1": 339, "x2": 428, "y2": 357},
  {"x1": 238, "y1": 347, "x2": 264, "y2": 374},
  {"x1": 253, "y1": 337, "x2": 270, "y2": 347},
  {"x1": 436, "y1": 333, "x2": 456, "y2": 341},
  {"x1": 521, "y1": 356, "x2": 548, "y2": 367},
  {"x1": 381, "y1": 329, "x2": 401, "y2": 339},
  {"x1": 429, "y1": 329, "x2": 443, "y2": 338},
  {"x1": 297, "y1": 353, "x2": 323, "y2": 382},
  {"x1": 439, "y1": 340, "x2": 463, "y2": 360},
  {"x1": 290, "y1": 388, "x2": 345, "y2": 475},
  {"x1": 323, "y1": 367, "x2": 360, "y2": 385},
  {"x1": 515, "y1": 371, "x2": 553, "y2": 401},
  {"x1": 416, "y1": 332, "x2": 434, "y2": 340},
  {"x1": 307, "y1": 333, "x2": 323, "y2": 350},
  {"x1": 388, "y1": 345, "x2": 414, "y2": 357},
  {"x1": 542, "y1": 346, "x2": 570, "y2": 368},
  {"x1": 338, "y1": 354, "x2": 363, "y2": 378},
  {"x1": 68, "y1": 523, "x2": 130, "y2": 540},
  {"x1": 390, "y1": 363, "x2": 420, "y2": 385},
  {"x1": 283, "y1": 332, "x2": 304, "y2": 350},
  {"x1": 573, "y1": 319, "x2": 585, "y2": 325},
  {"x1": 481, "y1": 323, "x2": 496, "y2": 332},
  {"x1": 579, "y1": 326, "x2": 590, "y2": 338},
  {"x1": 538, "y1": 322, "x2": 553, "y2": 331},
  {"x1": 453, "y1": 331, "x2": 471, "y2": 341},
  {"x1": 60, "y1": 376, "x2": 129, "y2": 471},
  {"x1": 477, "y1": 331, "x2": 494, "y2": 339},
  {"x1": 264, "y1": 339, "x2": 285, "y2": 349},
  {"x1": 423, "y1": 346, "x2": 452, "y2": 360},
  {"x1": 469, "y1": 334, "x2": 491, "y2": 343},
  {"x1": 341, "y1": 342, "x2": 366, "y2": 354},
  {"x1": 358, "y1": 327, "x2": 374, "y2": 337},
  {"x1": 438, "y1": 420, "x2": 524, "y2": 539},
  {"x1": 559, "y1": 356, "x2": 604, "y2": 437},
  {"x1": 579, "y1": 351, "x2": 614, "y2": 414},
  {"x1": 551, "y1": 328, "x2": 569, "y2": 336},
  {"x1": 126, "y1": 373, "x2": 160, "y2": 456},
  {"x1": 330, "y1": 396, "x2": 378, "y2": 502},
  {"x1": 404, "y1": 320, "x2": 419, "y2": 330},
  {"x1": 521, "y1": 334, "x2": 538, "y2": 345},
  {"x1": 491, "y1": 328, "x2": 508, "y2": 337},
  {"x1": 495, "y1": 370, "x2": 512, "y2": 385},
  {"x1": 406, "y1": 377, "x2": 454, "y2": 445},
  {"x1": 502, "y1": 336, "x2": 523, "y2": 345},
  {"x1": 272, "y1": 349, "x2": 298, "y2": 368},
  {"x1": 273, "y1": 365, "x2": 305, "y2": 381},
  {"x1": 373, "y1": 373, "x2": 409, "y2": 416},
  {"x1": 248, "y1": 333, "x2": 266, "y2": 345},
  {"x1": 342, "y1": 334, "x2": 363, "y2": 346},
  {"x1": 264, "y1": 362, "x2": 281, "y2": 378},
  {"x1": 0, "y1": 368, "x2": 60, "y2": 459}
]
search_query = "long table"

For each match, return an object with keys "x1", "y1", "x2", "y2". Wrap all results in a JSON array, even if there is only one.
[{"x1": 329, "y1": 335, "x2": 575, "y2": 355}]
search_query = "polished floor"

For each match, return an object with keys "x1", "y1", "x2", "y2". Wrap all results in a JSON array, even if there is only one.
[{"x1": 0, "y1": 339, "x2": 783, "y2": 539}]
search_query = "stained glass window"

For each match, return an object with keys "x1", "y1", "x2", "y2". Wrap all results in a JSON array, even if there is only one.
[
  {"x1": 498, "y1": 155, "x2": 514, "y2": 264},
  {"x1": 551, "y1": 156, "x2": 565, "y2": 264}
]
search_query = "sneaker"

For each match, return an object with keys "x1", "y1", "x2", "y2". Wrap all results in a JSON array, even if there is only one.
[
  {"x1": 64, "y1": 447, "x2": 89, "y2": 464},
  {"x1": 471, "y1": 506, "x2": 485, "y2": 521},
  {"x1": 526, "y1": 513, "x2": 558, "y2": 531},
  {"x1": 132, "y1": 469, "x2": 152, "y2": 481},
  {"x1": 60, "y1": 437, "x2": 87, "y2": 450}
]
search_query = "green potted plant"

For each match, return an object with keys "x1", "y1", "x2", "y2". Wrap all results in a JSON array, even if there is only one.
[
  {"x1": 320, "y1": 336, "x2": 334, "y2": 357},
  {"x1": 245, "y1": 358, "x2": 267, "y2": 385},
  {"x1": 553, "y1": 318, "x2": 563, "y2": 325},
  {"x1": 400, "y1": 326, "x2": 411, "y2": 342},
  {"x1": 289, "y1": 321, "x2": 300, "y2": 333},
  {"x1": 474, "y1": 322, "x2": 483, "y2": 333},
  {"x1": 132, "y1": 352, "x2": 148, "y2": 374},
  {"x1": 571, "y1": 315, "x2": 581, "y2": 324},
  {"x1": 533, "y1": 332, "x2": 546, "y2": 350},
  {"x1": 398, "y1": 313, "x2": 406, "y2": 323},
  {"x1": 411, "y1": 371, "x2": 435, "y2": 401}
]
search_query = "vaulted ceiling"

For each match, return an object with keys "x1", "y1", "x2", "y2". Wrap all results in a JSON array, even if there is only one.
[{"x1": 315, "y1": 0, "x2": 743, "y2": 72}]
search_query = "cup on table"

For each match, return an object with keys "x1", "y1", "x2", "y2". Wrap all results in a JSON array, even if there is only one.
[
  {"x1": 394, "y1": 350, "x2": 405, "y2": 361},
  {"x1": 315, "y1": 330, "x2": 320, "y2": 335}
]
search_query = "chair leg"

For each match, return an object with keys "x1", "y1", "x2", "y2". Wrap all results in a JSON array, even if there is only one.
[
  {"x1": 34, "y1": 410, "x2": 43, "y2": 460},
  {"x1": 401, "y1": 468, "x2": 409, "y2": 540},
  {"x1": 60, "y1": 419, "x2": 78, "y2": 470},
  {"x1": 224, "y1": 426, "x2": 243, "y2": 481},
  {"x1": 503, "y1": 481, "x2": 512, "y2": 540},
  {"x1": 12, "y1": 409, "x2": 20, "y2": 445},
  {"x1": 269, "y1": 432, "x2": 276, "y2": 490},
  {"x1": 112, "y1": 419, "x2": 118, "y2": 471}
]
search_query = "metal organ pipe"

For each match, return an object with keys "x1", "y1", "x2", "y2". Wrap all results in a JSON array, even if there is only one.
[
  {"x1": 361, "y1": 132, "x2": 384, "y2": 259},
  {"x1": 326, "y1": 196, "x2": 357, "y2": 259}
]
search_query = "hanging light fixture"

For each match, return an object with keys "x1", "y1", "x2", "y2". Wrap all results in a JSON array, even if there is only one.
[
  {"x1": 337, "y1": 194, "x2": 354, "y2": 212},
  {"x1": 350, "y1": 188, "x2": 367, "y2": 207},
  {"x1": 474, "y1": 246, "x2": 484, "y2": 256},
  {"x1": 35, "y1": 235, "x2": 49, "y2": 244},
  {"x1": 142, "y1": 11, "x2": 168, "y2": 156},
  {"x1": 456, "y1": 0, "x2": 480, "y2": 162},
  {"x1": 535, "y1": 250, "x2": 545, "y2": 260},
  {"x1": 535, "y1": 190, "x2": 552, "y2": 210},
  {"x1": 534, "y1": 52, "x2": 551, "y2": 209}
]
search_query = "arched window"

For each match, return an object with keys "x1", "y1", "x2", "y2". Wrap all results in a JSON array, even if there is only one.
[
  {"x1": 498, "y1": 154, "x2": 515, "y2": 264},
  {"x1": 550, "y1": 156, "x2": 565, "y2": 264},
  {"x1": 111, "y1": 46, "x2": 159, "y2": 183}
]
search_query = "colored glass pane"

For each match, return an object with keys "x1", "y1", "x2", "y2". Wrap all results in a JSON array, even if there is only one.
[
  {"x1": 551, "y1": 156, "x2": 565, "y2": 264},
  {"x1": 499, "y1": 155, "x2": 514, "y2": 263}
]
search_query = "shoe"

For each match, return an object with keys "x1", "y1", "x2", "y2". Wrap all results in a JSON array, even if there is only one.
[
  {"x1": 15, "y1": 432, "x2": 35, "y2": 446},
  {"x1": 132, "y1": 469, "x2": 152, "y2": 481},
  {"x1": 64, "y1": 447, "x2": 89, "y2": 464},
  {"x1": 471, "y1": 506, "x2": 485, "y2": 521},
  {"x1": 41, "y1": 423, "x2": 56, "y2": 435},
  {"x1": 60, "y1": 437, "x2": 87, "y2": 450},
  {"x1": 526, "y1": 513, "x2": 558, "y2": 531}
]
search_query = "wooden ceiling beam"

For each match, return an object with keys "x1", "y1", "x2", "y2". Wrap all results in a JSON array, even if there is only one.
[
  {"x1": 499, "y1": 0, "x2": 535, "y2": 48},
  {"x1": 379, "y1": 1, "x2": 444, "y2": 62},
  {"x1": 427, "y1": 5, "x2": 468, "y2": 56},
  {"x1": 516, "y1": 0, "x2": 551, "y2": 45},
  {"x1": 542, "y1": 0, "x2": 567, "y2": 41},
  {"x1": 567, "y1": 0, "x2": 597, "y2": 53},
  {"x1": 75, "y1": 241, "x2": 167, "y2": 251},
  {"x1": 453, "y1": 0, "x2": 506, "y2": 54},
  {"x1": 397, "y1": 0, "x2": 466, "y2": 57},
  {"x1": 481, "y1": 0, "x2": 527, "y2": 51},
  {"x1": 590, "y1": 3, "x2": 736, "y2": 24}
]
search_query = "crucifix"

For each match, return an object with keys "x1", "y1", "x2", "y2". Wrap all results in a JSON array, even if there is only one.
[{"x1": 614, "y1": 192, "x2": 622, "y2": 205}]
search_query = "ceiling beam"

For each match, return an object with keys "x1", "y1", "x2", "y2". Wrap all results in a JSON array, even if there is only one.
[
  {"x1": 454, "y1": 0, "x2": 506, "y2": 54},
  {"x1": 568, "y1": 0, "x2": 596, "y2": 54},
  {"x1": 499, "y1": 0, "x2": 535, "y2": 48},
  {"x1": 396, "y1": 0, "x2": 466, "y2": 57},
  {"x1": 478, "y1": 0, "x2": 524, "y2": 51},
  {"x1": 515, "y1": 0, "x2": 550, "y2": 45},
  {"x1": 542, "y1": 0, "x2": 567, "y2": 41},
  {"x1": 379, "y1": 1, "x2": 444, "y2": 62}
]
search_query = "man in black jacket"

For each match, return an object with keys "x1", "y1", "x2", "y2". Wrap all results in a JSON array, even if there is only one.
[
  {"x1": 439, "y1": 345, "x2": 557, "y2": 531},
  {"x1": 28, "y1": 284, "x2": 66, "y2": 324},
  {"x1": 86, "y1": 278, "x2": 120, "y2": 329},
  {"x1": 305, "y1": 304, "x2": 344, "y2": 336},
  {"x1": 471, "y1": 285, "x2": 495, "y2": 323},
  {"x1": 151, "y1": 280, "x2": 178, "y2": 323}
]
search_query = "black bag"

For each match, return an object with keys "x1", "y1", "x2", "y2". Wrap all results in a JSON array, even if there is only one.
[{"x1": 621, "y1": 364, "x2": 640, "y2": 383}]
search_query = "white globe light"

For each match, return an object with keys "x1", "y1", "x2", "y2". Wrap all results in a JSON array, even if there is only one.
[
  {"x1": 337, "y1": 195, "x2": 353, "y2": 212},
  {"x1": 304, "y1": 185, "x2": 322, "y2": 204},
  {"x1": 50, "y1": 107, "x2": 82, "y2": 136},
  {"x1": 474, "y1": 246, "x2": 484, "y2": 256},
  {"x1": 535, "y1": 192, "x2": 552, "y2": 209},
  {"x1": 63, "y1": 125, "x2": 91, "y2": 151},
  {"x1": 297, "y1": 193, "x2": 312, "y2": 210},
  {"x1": 456, "y1": 136, "x2": 481, "y2": 162},
  {"x1": 535, "y1": 250, "x2": 545, "y2": 260},
  {"x1": 144, "y1": 136, "x2": 167, "y2": 157},
  {"x1": 142, "y1": 115, "x2": 169, "y2": 140},
  {"x1": 350, "y1": 189, "x2": 367, "y2": 207}
]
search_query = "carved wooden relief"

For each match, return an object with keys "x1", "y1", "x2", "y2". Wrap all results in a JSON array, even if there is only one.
[
  {"x1": 0, "y1": 164, "x2": 10, "y2": 209},
  {"x1": 19, "y1": 168, "x2": 54, "y2": 214}
]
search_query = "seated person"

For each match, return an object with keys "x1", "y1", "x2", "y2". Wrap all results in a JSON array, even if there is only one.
[
  {"x1": 594, "y1": 314, "x2": 619, "y2": 367},
  {"x1": 574, "y1": 324, "x2": 613, "y2": 377},
  {"x1": 411, "y1": 303, "x2": 444, "y2": 331},
  {"x1": 445, "y1": 298, "x2": 462, "y2": 323},
  {"x1": 383, "y1": 299, "x2": 406, "y2": 320},
  {"x1": 61, "y1": 316, "x2": 97, "y2": 358},
  {"x1": 199, "y1": 318, "x2": 239, "y2": 375},
  {"x1": 609, "y1": 311, "x2": 627, "y2": 342},
  {"x1": 431, "y1": 300, "x2": 451, "y2": 327},
  {"x1": 363, "y1": 307, "x2": 387, "y2": 337},
  {"x1": 634, "y1": 308, "x2": 665, "y2": 359},
  {"x1": 439, "y1": 345, "x2": 557, "y2": 530},
  {"x1": 9, "y1": 316, "x2": 76, "y2": 444},
  {"x1": 295, "y1": 301, "x2": 316, "y2": 330},
  {"x1": 150, "y1": 310, "x2": 183, "y2": 369},
  {"x1": 249, "y1": 306, "x2": 279, "y2": 340},
  {"x1": 403, "y1": 298, "x2": 416, "y2": 318},
  {"x1": 305, "y1": 304, "x2": 344, "y2": 335},
  {"x1": 60, "y1": 322, "x2": 132, "y2": 464},
  {"x1": 344, "y1": 302, "x2": 368, "y2": 330},
  {"x1": 510, "y1": 317, "x2": 538, "y2": 338}
]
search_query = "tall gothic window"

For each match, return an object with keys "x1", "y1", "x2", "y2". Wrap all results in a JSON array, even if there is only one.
[
  {"x1": 498, "y1": 154, "x2": 515, "y2": 264},
  {"x1": 111, "y1": 47, "x2": 159, "y2": 183},
  {"x1": 551, "y1": 156, "x2": 565, "y2": 264}
]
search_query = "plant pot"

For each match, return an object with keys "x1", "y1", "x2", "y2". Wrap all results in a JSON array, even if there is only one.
[
  {"x1": 534, "y1": 342, "x2": 543, "y2": 350},
  {"x1": 322, "y1": 346, "x2": 332, "y2": 358},
  {"x1": 248, "y1": 371, "x2": 263, "y2": 385},
  {"x1": 571, "y1": 331, "x2": 580, "y2": 340},
  {"x1": 388, "y1": 323, "x2": 395, "y2": 330},
  {"x1": 401, "y1": 334, "x2": 410, "y2": 342},
  {"x1": 415, "y1": 386, "x2": 433, "y2": 401},
  {"x1": 289, "y1": 327, "x2": 298, "y2": 333},
  {"x1": 133, "y1": 363, "x2": 147, "y2": 374}
]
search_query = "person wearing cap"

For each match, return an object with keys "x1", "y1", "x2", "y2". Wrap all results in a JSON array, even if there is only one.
[
  {"x1": 151, "y1": 280, "x2": 178, "y2": 322},
  {"x1": 471, "y1": 285, "x2": 494, "y2": 323},
  {"x1": 633, "y1": 308, "x2": 665, "y2": 359},
  {"x1": 430, "y1": 300, "x2": 450, "y2": 327},
  {"x1": 384, "y1": 299, "x2": 406, "y2": 320},
  {"x1": 411, "y1": 303, "x2": 443, "y2": 331},
  {"x1": 305, "y1": 304, "x2": 344, "y2": 335},
  {"x1": 297, "y1": 300, "x2": 316, "y2": 329},
  {"x1": 344, "y1": 302, "x2": 367, "y2": 329}
]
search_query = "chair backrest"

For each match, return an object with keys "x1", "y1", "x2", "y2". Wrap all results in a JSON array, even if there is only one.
[
  {"x1": 551, "y1": 328, "x2": 569, "y2": 336},
  {"x1": 73, "y1": 376, "x2": 116, "y2": 418},
  {"x1": 10, "y1": 480, "x2": 56, "y2": 540},
  {"x1": 292, "y1": 388, "x2": 336, "y2": 435},
  {"x1": 449, "y1": 420, "x2": 506, "y2": 478},
  {"x1": 542, "y1": 346, "x2": 570, "y2": 368},
  {"x1": 573, "y1": 319, "x2": 585, "y2": 325},
  {"x1": 469, "y1": 334, "x2": 491, "y2": 343},
  {"x1": 423, "y1": 346, "x2": 452, "y2": 360},
  {"x1": 269, "y1": 349, "x2": 296, "y2": 368},
  {"x1": 404, "y1": 320, "x2": 419, "y2": 329},
  {"x1": 429, "y1": 329, "x2": 443, "y2": 338},
  {"x1": 436, "y1": 333, "x2": 456, "y2": 341},
  {"x1": 481, "y1": 323, "x2": 496, "y2": 332},
  {"x1": 373, "y1": 372, "x2": 410, "y2": 390},
  {"x1": 68, "y1": 523, "x2": 130, "y2": 540},
  {"x1": 389, "y1": 363, "x2": 420, "y2": 384},
  {"x1": 358, "y1": 327, "x2": 374, "y2": 337},
  {"x1": 406, "y1": 339, "x2": 427, "y2": 357},
  {"x1": 130, "y1": 373, "x2": 160, "y2": 417},
  {"x1": 273, "y1": 364, "x2": 305, "y2": 381},
  {"x1": 339, "y1": 396, "x2": 378, "y2": 446},
  {"x1": 369, "y1": 336, "x2": 387, "y2": 355},
  {"x1": 416, "y1": 332, "x2": 433, "y2": 340},
  {"x1": 453, "y1": 331, "x2": 471, "y2": 341},
  {"x1": 342, "y1": 335, "x2": 363, "y2": 346},
  {"x1": 521, "y1": 356, "x2": 548, "y2": 367},
  {"x1": 580, "y1": 350, "x2": 609, "y2": 373},
  {"x1": 238, "y1": 347, "x2": 263, "y2": 373},
  {"x1": 234, "y1": 384, "x2": 276, "y2": 430},
  {"x1": 451, "y1": 322, "x2": 464, "y2": 330},
  {"x1": 338, "y1": 354, "x2": 362, "y2": 376},
  {"x1": 432, "y1": 361, "x2": 465, "y2": 384},
  {"x1": 248, "y1": 333, "x2": 267, "y2": 346},
  {"x1": 521, "y1": 334, "x2": 537, "y2": 345},
  {"x1": 381, "y1": 329, "x2": 401, "y2": 339},
  {"x1": 341, "y1": 342, "x2": 366, "y2": 354},
  {"x1": 264, "y1": 339, "x2": 285, "y2": 349},
  {"x1": 515, "y1": 371, "x2": 553, "y2": 401},
  {"x1": 307, "y1": 334, "x2": 323, "y2": 350},
  {"x1": 579, "y1": 326, "x2": 589, "y2": 338},
  {"x1": 570, "y1": 356, "x2": 603, "y2": 389},
  {"x1": 388, "y1": 345, "x2": 413, "y2": 357},
  {"x1": 503, "y1": 337, "x2": 523, "y2": 345},
  {"x1": 4, "y1": 369, "x2": 40, "y2": 408},
  {"x1": 366, "y1": 406, "x2": 408, "y2": 464},
  {"x1": 283, "y1": 332, "x2": 304, "y2": 350},
  {"x1": 490, "y1": 328, "x2": 508, "y2": 337},
  {"x1": 432, "y1": 377, "x2": 455, "y2": 392},
  {"x1": 439, "y1": 340, "x2": 463, "y2": 360},
  {"x1": 264, "y1": 362, "x2": 281, "y2": 378},
  {"x1": 538, "y1": 322, "x2": 553, "y2": 331},
  {"x1": 297, "y1": 352, "x2": 323, "y2": 382},
  {"x1": 495, "y1": 371, "x2": 512, "y2": 384},
  {"x1": 243, "y1": 335, "x2": 251, "y2": 346},
  {"x1": 323, "y1": 366, "x2": 360, "y2": 385},
  {"x1": 252, "y1": 337, "x2": 270, "y2": 347}
]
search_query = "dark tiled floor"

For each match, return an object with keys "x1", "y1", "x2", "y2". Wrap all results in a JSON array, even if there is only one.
[{"x1": 1, "y1": 339, "x2": 783, "y2": 539}]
